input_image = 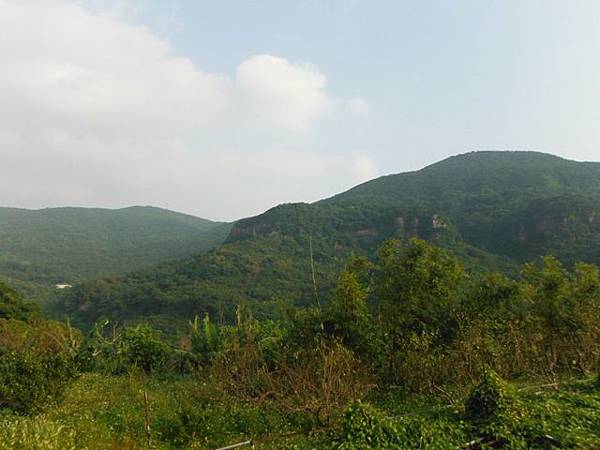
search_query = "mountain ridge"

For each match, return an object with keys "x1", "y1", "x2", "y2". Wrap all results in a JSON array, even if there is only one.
[
  {"x1": 0, "y1": 205, "x2": 232, "y2": 304},
  {"x1": 53, "y1": 150, "x2": 600, "y2": 330}
]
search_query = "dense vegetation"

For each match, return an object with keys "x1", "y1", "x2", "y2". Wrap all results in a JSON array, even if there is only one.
[
  {"x1": 58, "y1": 152, "x2": 600, "y2": 329},
  {"x1": 3, "y1": 237, "x2": 600, "y2": 448},
  {"x1": 5, "y1": 151, "x2": 600, "y2": 448},
  {"x1": 0, "y1": 206, "x2": 231, "y2": 305},
  {"x1": 326, "y1": 151, "x2": 600, "y2": 265}
]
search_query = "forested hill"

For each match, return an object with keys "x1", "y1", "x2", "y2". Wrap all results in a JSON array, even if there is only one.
[
  {"x1": 327, "y1": 151, "x2": 600, "y2": 206},
  {"x1": 229, "y1": 151, "x2": 600, "y2": 267},
  {"x1": 58, "y1": 151, "x2": 600, "y2": 330},
  {"x1": 0, "y1": 206, "x2": 231, "y2": 302},
  {"x1": 320, "y1": 151, "x2": 600, "y2": 265}
]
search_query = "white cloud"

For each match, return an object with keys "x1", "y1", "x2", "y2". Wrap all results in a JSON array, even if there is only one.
[
  {"x1": 236, "y1": 55, "x2": 334, "y2": 131},
  {"x1": 0, "y1": 0, "x2": 369, "y2": 220},
  {"x1": 348, "y1": 96, "x2": 370, "y2": 116},
  {"x1": 0, "y1": 0, "x2": 231, "y2": 137}
]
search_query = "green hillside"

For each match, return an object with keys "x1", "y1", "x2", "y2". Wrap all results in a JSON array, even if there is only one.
[
  {"x1": 325, "y1": 151, "x2": 600, "y2": 265},
  {"x1": 7, "y1": 237, "x2": 600, "y2": 448},
  {"x1": 57, "y1": 151, "x2": 600, "y2": 329},
  {"x1": 0, "y1": 206, "x2": 231, "y2": 303}
]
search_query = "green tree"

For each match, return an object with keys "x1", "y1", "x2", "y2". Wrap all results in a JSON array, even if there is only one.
[
  {"x1": 0, "y1": 282, "x2": 39, "y2": 321},
  {"x1": 325, "y1": 260, "x2": 380, "y2": 364},
  {"x1": 189, "y1": 313, "x2": 221, "y2": 363},
  {"x1": 376, "y1": 238, "x2": 465, "y2": 337},
  {"x1": 375, "y1": 239, "x2": 465, "y2": 381},
  {"x1": 521, "y1": 256, "x2": 574, "y2": 374},
  {"x1": 121, "y1": 324, "x2": 170, "y2": 373}
]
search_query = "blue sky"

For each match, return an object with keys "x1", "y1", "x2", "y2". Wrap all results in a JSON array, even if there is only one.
[
  {"x1": 1, "y1": 0, "x2": 599, "y2": 219},
  {"x1": 89, "y1": 0, "x2": 600, "y2": 164}
]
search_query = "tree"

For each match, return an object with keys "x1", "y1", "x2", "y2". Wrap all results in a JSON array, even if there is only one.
[
  {"x1": 374, "y1": 238, "x2": 465, "y2": 381},
  {"x1": 376, "y1": 238, "x2": 465, "y2": 338},
  {"x1": 325, "y1": 259, "x2": 379, "y2": 362},
  {"x1": 0, "y1": 282, "x2": 39, "y2": 321}
]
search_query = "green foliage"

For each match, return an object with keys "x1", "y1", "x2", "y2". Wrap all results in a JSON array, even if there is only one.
[
  {"x1": 9, "y1": 373, "x2": 309, "y2": 449},
  {"x1": 5, "y1": 171, "x2": 600, "y2": 448},
  {"x1": 465, "y1": 370, "x2": 514, "y2": 421},
  {"x1": 0, "y1": 415, "x2": 78, "y2": 450},
  {"x1": 56, "y1": 152, "x2": 600, "y2": 330},
  {"x1": 324, "y1": 262, "x2": 381, "y2": 363},
  {"x1": 59, "y1": 234, "x2": 339, "y2": 330},
  {"x1": 331, "y1": 151, "x2": 600, "y2": 267},
  {"x1": 5, "y1": 240, "x2": 600, "y2": 446},
  {"x1": 188, "y1": 313, "x2": 221, "y2": 363},
  {"x1": 79, "y1": 321, "x2": 182, "y2": 375},
  {"x1": 0, "y1": 350, "x2": 76, "y2": 413},
  {"x1": 0, "y1": 281, "x2": 39, "y2": 321},
  {"x1": 336, "y1": 401, "x2": 469, "y2": 449},
  {"x1": 373, "y1": 239, "x2": 465, "y2": 383},
  {"x1": 337, "y1": 402, "x2": 398, "y2": 449},
  {"x1": 120, "y1": 324, "x2": 170, "y2": 373},
  {"x1": 377, "y1": 238, "x2": 464, "y2": 338},
  {"x1": 0, "y1": 206, "x2": 230, "y2": 306},
  {"x1": 3, "y1": 373, "x2": 600, "y2": 449},
  {"x1": 0, "y1": 312, "x2": 80, "y2": 413}
]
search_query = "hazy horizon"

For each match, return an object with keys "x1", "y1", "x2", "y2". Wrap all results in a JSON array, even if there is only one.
[{"x1": 2, "y1": 149, "x2": 595, "y2": 222}]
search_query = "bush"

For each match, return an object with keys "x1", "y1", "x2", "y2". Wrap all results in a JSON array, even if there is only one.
[
  {"x1": 337, "y1": 401, "x2": 468, "y2": 449},
  {"x1": 465, "y1": 370, "x2": 514, "y2": 422},
  {"x1": 0, "y1": 350, "x2": 76, "y2": 413},
  {"x1": 0, "y1": 319, "x2": 79, "y2": 413},
  {"x1": 121, "y1": 324, "x2": 170, "y2": 373},
  {"x1": 337, "y1": 402, "x2": 398, "y2": 449},
  {"x1": 79, "y1": 321, "x2": 176, "y2": 374}
]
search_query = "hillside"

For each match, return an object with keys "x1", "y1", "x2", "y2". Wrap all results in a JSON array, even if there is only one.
[
  {"x1": 0, "y1": 206, "x2": 231, "y2": 303},
  {"x1": 324, "y1": 151, "x2": 600, "y2": 264},
  {"x1": 57, "y1": 151, "x2": 600, "y2": 329}
]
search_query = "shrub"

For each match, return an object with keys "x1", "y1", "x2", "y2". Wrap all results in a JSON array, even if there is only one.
[
  {"x1": 0, "y1": 350, "x2": 76, "y2": 413},
  {"x1": 337, "y1": 402, "x2": 398, "y2": 449},
  {"x1": 0, "y1": 319, "x2": 79, "y2": 413},
  {"x1": 214, "y1": 337, "x2": 372, "y2": 427},
  {"x1": 337, "y1": 401, "x2": 468, "y2": 449},
  {"x1": 465, "y1": 369, "x2": 514, "y2": 422},
  {"x1": 121, "y1": 324, "x2": 170, "y2": 373},
  {"x1": 79, "y1": 321, "x2": 174, "y2": 374}
]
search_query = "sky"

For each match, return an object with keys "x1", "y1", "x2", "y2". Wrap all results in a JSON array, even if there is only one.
[{"x1": 1, "y1": 0, "x2": 600, "y2": 221}]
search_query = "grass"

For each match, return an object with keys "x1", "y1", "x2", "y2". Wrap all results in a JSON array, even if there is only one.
[{"x1": 2, "y1": 373, "x2": 600, "y2": 449}]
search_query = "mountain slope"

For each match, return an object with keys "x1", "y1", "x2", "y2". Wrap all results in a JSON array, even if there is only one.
[
  {"x1": 0, "y1": 206, "x2": 231, "y2": 302},
  {"x1": 57, "y1": 151, "x2": 600, "y2": 329},
  {"x1": 324, "y1": 151, "x2": 600, "y2": 264}
]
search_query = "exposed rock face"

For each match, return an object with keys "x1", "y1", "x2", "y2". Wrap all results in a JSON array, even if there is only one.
[
  {"x1": 395, "y1": 216, "x2": 405, "y2": 236},
  {"x1": 412, "y1": 217, "x2": 420, "y2": 235},
  {"x1": 355, "y1": 229, "x2": 378, "y2": 236},
  {"x1": 432, "y1": 214, "x2": 448, "y2": 229},
  {"x1": 228, "y1": 201, "x2": 454, "y2": 254},
  {"x1": 228, "y1": 222, "x2": 274, "y2": 240},
  {"x1": 394, "y1": 215, "x2": 422, "y2": 238}
]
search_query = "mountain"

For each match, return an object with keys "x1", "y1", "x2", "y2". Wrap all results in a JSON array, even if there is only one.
[
  {"x1": 57, "y1": 151, "x2": 600, "y2": 330},
  {"x1": 324, "y1": 151, "x2": 600, "y2": 264},
  {"x1": 0, "y1": 206, "x2": 231, "y2": 303}
]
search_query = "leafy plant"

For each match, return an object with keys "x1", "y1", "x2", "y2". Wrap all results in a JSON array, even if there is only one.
[{"x1": 465, "y1": 370, "x2": 514, "y2": 422}]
